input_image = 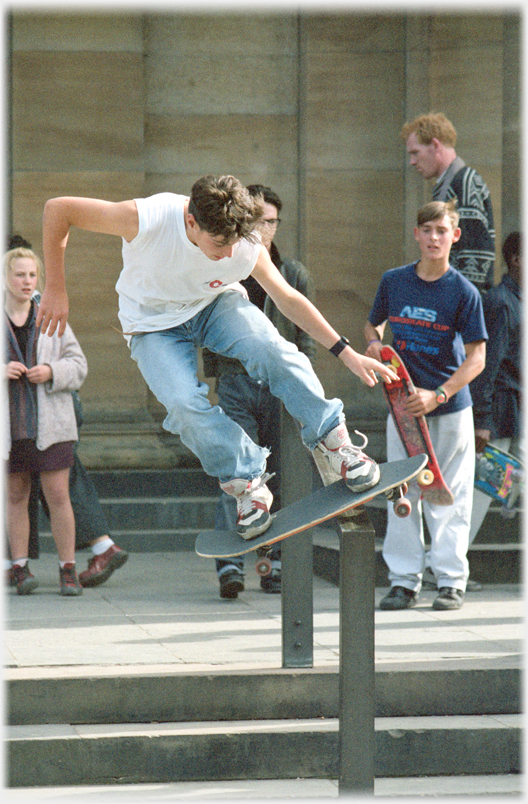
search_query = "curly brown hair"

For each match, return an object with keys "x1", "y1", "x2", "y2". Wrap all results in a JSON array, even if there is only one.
[
  {"x1": 401, "y1": 112, "x2": 457, "y2": 148},
  {"x1": 188, "y1": 175, "x2": 264, "y2": 244}
]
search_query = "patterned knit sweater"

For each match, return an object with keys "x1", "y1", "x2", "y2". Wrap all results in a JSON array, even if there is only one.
[{"x1": 433, "y1": 157, "x2": 495, "y2": 292}]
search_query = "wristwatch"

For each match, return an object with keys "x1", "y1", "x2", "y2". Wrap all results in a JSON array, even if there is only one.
[
  {"x1": 329, "y1": 335, "x2": 350, "y2": 357},
  {"x1": 435, "y1": 385, "x2": 448, "y2": 404}
]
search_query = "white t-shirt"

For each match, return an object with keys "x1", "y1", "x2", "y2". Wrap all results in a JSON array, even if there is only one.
[{"x1": 116, "y1": 193, "x2": 261, "y2": 341}]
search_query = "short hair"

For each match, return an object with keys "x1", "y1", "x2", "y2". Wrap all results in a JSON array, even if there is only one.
[
  {"x1": 502, "y1": 231, "x2": 521, "y2": 269},
  {"x1": 401, "y1": 112, "x2": 458, "y2": 148},
  {"x1": 416, "y1": 200, "x2": 459, "y2": 229},
  {"x1": 4, "y1": 246, "x2": 44, "y2": 292},
  {"x1": 188, "y1": 175, "x2": 264, "y2": 244},
  {"x1": 8, "y1": 234, "x2": 32, "y2": 250},
  {"x1": 246, "y1": 184, "x2": 283, "y2": 215}
]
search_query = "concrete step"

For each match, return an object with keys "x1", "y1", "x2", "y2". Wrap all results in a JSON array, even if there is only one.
[
  {"x1": 313, "y1": 532, "x2": 522, "y2": 586},
  {"x1": 366, "y1": 498, "x2": 523, "y2": 545},
  {"x1": 38, "y1": 468, "x2": 220, "y2": 551},
  {"x1": 7, "y1": 714, "x2": 522, "y2": 787},
  {"x1": 74, "y1": 496, "x2": 216, "y2": 534},
  {"x1": 7, "y1": 665, "x2": 521, "y2": 727},
  {"x1": 6, "y1": 774, "x2": 524, "y2": 798},
  {"x1": 314, "y1": 497, "x2": 523, "y2": 586},
  {"x1": 86, "y1": 468, "x2": 219, "y2": 498}
]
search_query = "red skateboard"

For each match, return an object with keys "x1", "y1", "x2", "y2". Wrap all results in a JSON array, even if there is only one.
[{"x1": 380, "y1": 345, "x2": 454, "y2": 506}]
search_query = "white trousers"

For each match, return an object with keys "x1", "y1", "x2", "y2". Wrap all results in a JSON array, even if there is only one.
[{"x1": 383, "y1": 407, "x2": 475, "y2": 593}]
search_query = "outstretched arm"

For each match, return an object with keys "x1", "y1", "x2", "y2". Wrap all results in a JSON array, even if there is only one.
[
  {"x1": 37, "y1": 197, "x2": 139, "y2": 336},
  {"x1": 251, "y1": 248, "x2": 397, "y2": 387}
]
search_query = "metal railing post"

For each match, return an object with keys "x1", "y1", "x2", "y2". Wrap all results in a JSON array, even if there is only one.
[
  {"x1": 312, "y1": 451, "x2": 375, "y2": 794},
  {"x1": 280, "y1": 406, "x2": 314, "y2": 668},
  {"x1": 337, "y1": 511, "x2": 375, "y2": 794}
]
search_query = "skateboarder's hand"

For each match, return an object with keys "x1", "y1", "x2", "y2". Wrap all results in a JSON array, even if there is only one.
[
  {"x1": 342, "y1": 351, "x2": 398, "y2": 387},
  {"x1": 36, "y1": 287, "x2": 69, "y2": 337},
  {"x1": 406, "y1": 388, "x2": 437, "y2": 416}
]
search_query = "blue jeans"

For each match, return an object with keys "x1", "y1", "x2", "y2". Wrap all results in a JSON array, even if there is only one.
[
  {"x1": 214, "y1": 374, "x2": 283, "y2": 576},
  {"x1": 130, "y1": 290, "x2": 343, "y2": 483}
]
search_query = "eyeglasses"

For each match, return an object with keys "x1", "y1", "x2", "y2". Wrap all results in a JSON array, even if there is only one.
[{"x1": 260, "y1": 218, "x2": 281, "y2": 228}]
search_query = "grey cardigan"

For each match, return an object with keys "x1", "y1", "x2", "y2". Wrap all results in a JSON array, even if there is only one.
[{"x1": 5, "y1": 321, "x2": 88, "y2": 455}]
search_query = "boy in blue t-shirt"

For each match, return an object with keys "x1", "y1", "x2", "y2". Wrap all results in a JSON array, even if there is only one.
[{"x1": 364, "y1": 200, "x2": 487, "y2": 611}]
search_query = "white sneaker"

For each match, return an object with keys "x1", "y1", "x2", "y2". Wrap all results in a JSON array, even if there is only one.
[
  {"x1": 220, "y1": 474, "x2": 274, "y2": 540},
  {"x1": 313, "y1": 423, "x2": 380, "y2": 492}
]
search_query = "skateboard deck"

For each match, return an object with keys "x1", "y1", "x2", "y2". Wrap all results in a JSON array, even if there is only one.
[
  {"x1": 475, "y1": 443, "x2": 523, "y2": 518},
  {"x1": 380, "y1": 345, "x2": 454, "y2": 506},
  {"x1": 195, "y1": 454, "x2": 427, "y2": 560}
]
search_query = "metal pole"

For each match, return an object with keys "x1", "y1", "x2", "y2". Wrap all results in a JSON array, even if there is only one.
[
  {"x1": 312, "y1": 451, "x2": 375, "y2": 793},
  {"x1": 337, "y1": 511, "x2": 375, "y2": 794},
  {"x1": 280, "y1": 406, "x2": 313, "y2": 668}
]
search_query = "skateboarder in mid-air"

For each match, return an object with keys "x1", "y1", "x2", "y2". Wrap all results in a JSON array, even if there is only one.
[
  {"x1": 37, "y1": 174, "x2": 397, "y2": 540},
  {"x1": 364, "y1": 200, "x2": 488, "y2": 611}
]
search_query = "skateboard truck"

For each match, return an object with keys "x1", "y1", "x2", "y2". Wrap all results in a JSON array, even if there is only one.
[{"x1": 385, "y1": 481, "x2": 412, "y2": 518}]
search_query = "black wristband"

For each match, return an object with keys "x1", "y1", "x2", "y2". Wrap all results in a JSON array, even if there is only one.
[{"x1": 329, "y1": 335, "x2": 350, "y2": 357}]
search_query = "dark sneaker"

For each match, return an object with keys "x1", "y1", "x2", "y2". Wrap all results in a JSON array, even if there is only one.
[
  {"x1": 220, "y1": 474, "x2": 274, "y2": 540},
  {"x1": 60, "y1": 563, "x2": 83, "y2": 596},
  {"x1": 260, "y1": 567, "x2": 281, "y2": 594},
  {"x1": 432, "y1": 587, "x2": 464, "y2": 610},
  {"x1": 79, "y1": 545, "x2": 129, "y2": 588},
  {"x1": 12, "y1": 563, "x2": 39, "y2": 595},
  {"x1": 219, "y1": 569, "x2": 245, "y2": 599},
  {"x1": 379, "y1": 585, "x2": 418, "y2": 610},
  {"x1": 314, "y1": 424, "x2": 380, "y2": 492}
]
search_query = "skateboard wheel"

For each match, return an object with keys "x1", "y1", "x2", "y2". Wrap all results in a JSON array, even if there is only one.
[
  {"x1": 393, "y1": 498, "x2": 412, "y2": 518},
  {"x1": 418, "y1": 469, "x2": 434, "y2": 486},
  {"x1": 255, "y1": 558, "x2": 272, "y2": 577}
]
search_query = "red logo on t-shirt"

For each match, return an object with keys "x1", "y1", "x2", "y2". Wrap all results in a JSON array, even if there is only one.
[{"x1": 209, "y1": 280, "x2": 224, "y2": 288}]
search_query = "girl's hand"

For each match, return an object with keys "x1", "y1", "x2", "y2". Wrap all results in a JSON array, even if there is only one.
[
  {"x1": 6, "y1": 361, "x2": 27, "y2": 380},
  {"x1": 26, "y1": 364, "x2": 53, "y2": 384}
]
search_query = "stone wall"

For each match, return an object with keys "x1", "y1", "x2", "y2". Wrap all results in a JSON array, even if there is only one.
[{"x1": 9, "y1": 11, "x2": 520, "y2": 467}]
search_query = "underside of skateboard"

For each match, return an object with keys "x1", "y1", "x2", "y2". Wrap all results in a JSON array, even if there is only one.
[
  {"x1": 475, "y1": 445, "x2": 524, "y2": 519},
  {"x1": 196, "y1": 455, "x2": 428, "y2": 561},
  {"x1": 252, "y1": 476, "x2": 414, "y2": 576}
]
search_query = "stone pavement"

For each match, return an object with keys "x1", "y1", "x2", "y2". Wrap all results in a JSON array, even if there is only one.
[{"x1": 4, "y1": 550, "x2": 524, "y2": 799}]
